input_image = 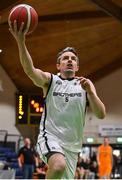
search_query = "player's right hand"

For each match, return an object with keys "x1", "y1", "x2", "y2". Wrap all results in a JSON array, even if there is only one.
[{"x1": 9, "y1": 20, "x2": 26, "y2": 42}]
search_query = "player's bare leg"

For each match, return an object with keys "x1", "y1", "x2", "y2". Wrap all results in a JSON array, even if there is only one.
[{"x1": 46, "y1": 153, "x2": 66, "y2": 179}]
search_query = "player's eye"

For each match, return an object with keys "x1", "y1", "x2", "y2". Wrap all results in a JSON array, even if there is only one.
[
  {"x1": 62, "y1": 56, "x2": 69, "y2": 60},
  {"x1": 71, "y1": 56, "x2": 77, "y2": 61},
  {"x1": 62, "y1": 56, "x2": 77, "y2": 61}
]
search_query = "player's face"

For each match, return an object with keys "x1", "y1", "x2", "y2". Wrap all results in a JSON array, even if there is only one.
[
  {"x1": 57, "y1": 52, "x2": 79, "y2": 75},
  {"x1": 104, "y1": 138, "x2": 109, "y2": 145}
]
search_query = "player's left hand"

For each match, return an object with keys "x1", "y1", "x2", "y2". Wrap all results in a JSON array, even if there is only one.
[{"x1": 76, "y1": 76, "x2": 96, "y2": 94}]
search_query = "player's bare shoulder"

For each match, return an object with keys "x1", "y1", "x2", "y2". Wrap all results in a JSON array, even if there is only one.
[
  {"x1": 44, "y1": 72, "x2": 52, "y2": 86},
  {"x1": 30, "y1": 68, "x2": 51, "y2": 88},
  {"x1": 42, "y1": 72, "x2": 52, "y2": 97}
]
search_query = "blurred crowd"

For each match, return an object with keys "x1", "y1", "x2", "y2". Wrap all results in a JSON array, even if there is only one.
[
  {"x1": 75, "y1": 152, "x2": 122, "y2": 179},
  {"x1": 1, "y1": 137, "x2": 122, "y2": 179}
]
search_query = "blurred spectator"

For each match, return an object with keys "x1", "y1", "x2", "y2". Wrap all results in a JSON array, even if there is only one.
[
  {"x1": 112, "y1": 154, "x2": 118, "y2": 178},
  {"x1": 91, "y1": 151, "x2": 97, "y2": 162},
  {"x1": 75, "y1": 156, "x2": 86, "y2": 179},
  {"x1": 75, "y1": 165, "x2": 85, "y2": 179},
  {"x1": 35, "y1": 156, "x2": 48, "y2": 179},
  {"x1": 89, "y1": 160, "x2": 98, "y2": 179},
  {"x1": 117, "y1": 153, "x2": 122, "y2": 178},
  {"x1": 18, "y1": 137, "x2": 38, "y2": 179},
  {"x1": 84, "y1": 158, "x2": 91, "y2": 170},
  {"x1": 75, "y1": 156, "x2": 98, "y2": 179}
]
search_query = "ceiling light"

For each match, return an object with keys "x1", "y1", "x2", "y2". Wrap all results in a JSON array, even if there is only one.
[
  {"x1": 86, "y1": 137, "x2": 94, "y2": 143},
  {"x1": 0, "y1": 49, "x2": 2, "y2": 53},
  {"x1": 117, "y1": 137, "x2": 122, "y2": 143}
]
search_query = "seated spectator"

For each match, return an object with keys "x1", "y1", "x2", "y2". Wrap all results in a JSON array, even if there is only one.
[
  {"x1": 35, "y1": 158, "x2": 48, "y2": 179},
  {"x1": 89, "y1": 160, "x2": 98, "y2": 179}
]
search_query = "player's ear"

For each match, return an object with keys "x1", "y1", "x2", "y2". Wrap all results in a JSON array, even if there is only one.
[
  {"x1": 76, "y1": 65, "x2": 79, "y2": 72},
  {"x1": 56, "y1": 63, "x2": 60, "y2": 70}
]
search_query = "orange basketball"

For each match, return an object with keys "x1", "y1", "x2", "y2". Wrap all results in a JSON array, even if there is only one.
[{"x1": 8, "y1": 4, "x2": 38, "y2": 34}]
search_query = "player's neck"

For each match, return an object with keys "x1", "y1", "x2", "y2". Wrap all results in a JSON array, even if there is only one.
[
  {"x1": 60, "y1": 72, "x2": 75, "y2": 80},
  {"x1": 60, "y1": 74, "x2": 75, "y2": 80},
  {"x1": 59, "y1": 75, "x2": 74, "y2": 81},
  {"x1": 103, "y1": 144, "x2": 108, "y2": 146}
]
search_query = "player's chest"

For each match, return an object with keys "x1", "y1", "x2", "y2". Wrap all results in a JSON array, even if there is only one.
[
  {"x1": 52, "y1": 80, "x2": 83, "y2": 103},
  {"x1": 53, "y1": 80, "x2": 81, "y2": 92}
]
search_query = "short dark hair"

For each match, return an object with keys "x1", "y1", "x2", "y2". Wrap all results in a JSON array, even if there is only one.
[{"x1": 57, "y1": 47, "x2": 79, "y2": 64}]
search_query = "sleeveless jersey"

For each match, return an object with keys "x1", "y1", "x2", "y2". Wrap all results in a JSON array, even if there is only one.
[
  {"x1": 98, "y1": 144, "x2": 112, "y2": 176},
  {"x1": 39, "y1": 74, "x2": 87, "y2": 152},
  {"x1": 98, "y1": 145, "x2": 112, "y2": 165}
]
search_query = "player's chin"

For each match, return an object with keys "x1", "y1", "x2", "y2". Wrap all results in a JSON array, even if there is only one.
[
  {"x1": 64, "y1": 69, "x2": 74, "y2": 75},
  {"x1": 65, "y1": 68, "x2": 74, "y2": 73}
]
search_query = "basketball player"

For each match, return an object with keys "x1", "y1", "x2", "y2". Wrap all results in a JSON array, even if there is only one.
[
  {"x1": 97, "y1": 137, "x2": 113, "y2": 179},
  {"x1": 9, "y1": 21, "x2": 106, "y2": 179}
]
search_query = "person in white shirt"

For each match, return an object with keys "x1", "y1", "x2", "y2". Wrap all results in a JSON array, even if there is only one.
[{"x1": 9, "y1": 21, "x2": 106, "y2": 179}]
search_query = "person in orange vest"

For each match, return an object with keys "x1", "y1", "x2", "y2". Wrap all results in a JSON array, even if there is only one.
[{"x1": 97, "y1": 137, "x2": 113, "y2": 179}]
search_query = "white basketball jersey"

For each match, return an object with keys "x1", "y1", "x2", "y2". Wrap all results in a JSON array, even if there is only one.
[{"x1": 39, "y1": 74, "x2": 88, "y2": 152}]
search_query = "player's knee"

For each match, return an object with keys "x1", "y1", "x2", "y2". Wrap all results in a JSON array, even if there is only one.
[{"x1": 52, "y1": 160, "x2": 66, "y2": 174}]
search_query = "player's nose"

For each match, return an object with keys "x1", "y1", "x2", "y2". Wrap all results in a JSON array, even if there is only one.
[{"x1": 67, "y1": 58, "x2": 72, "y2": 63}]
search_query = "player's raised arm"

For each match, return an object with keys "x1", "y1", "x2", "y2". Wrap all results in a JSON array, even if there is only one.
[{"x1": 9, "y1": 20, "x2": 51, "y2": 90}]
